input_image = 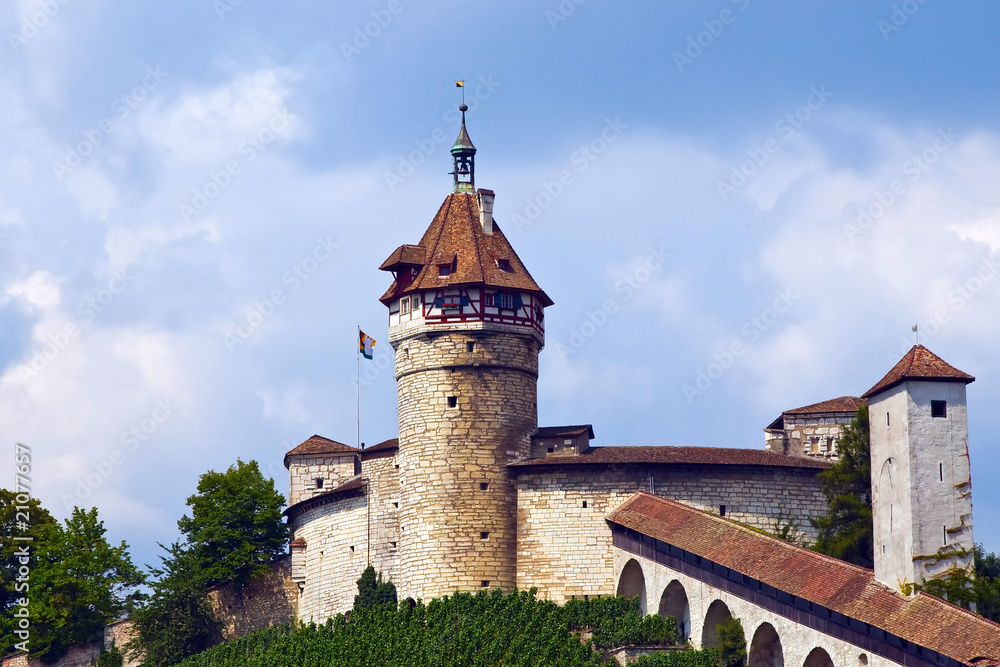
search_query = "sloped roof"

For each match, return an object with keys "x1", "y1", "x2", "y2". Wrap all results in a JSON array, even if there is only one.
[
  {"x1": 379, "y1": 244, "x2": 427, "y2": 270},
  {"x1": 283, "y1": 435, "x2": 357, "y2": 467},
  {"x1": 379, "y1": 192, "x2": 552, "y2": 306},
  {"x1": 784, "y1": 396, "x2": 866, "y2": 415},
  {"x1": 532, "y1": 425, "x2": 595, "y2": 440},
  {"x1": 283, "y1": 476, "x2": 366, "y2": 518},
  {"x1": 862, "y1": 345, "x2": 975, "y2": 398},
  {"x1": 509, "y1": 446, "x2": 828, "y2": 470},
  {"x1": 360, "y1": 438, "x2": 399, "y2": 457},
  {"x1": 607, "y1": 493, "x2": 1000, "y2": 666}
]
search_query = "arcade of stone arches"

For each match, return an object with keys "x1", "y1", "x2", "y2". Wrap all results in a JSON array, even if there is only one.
[{"x1": 616, "y1": 556, "x2": 872, "y2": 667}]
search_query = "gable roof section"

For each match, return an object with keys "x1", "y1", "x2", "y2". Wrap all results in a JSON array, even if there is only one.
[
  {"x1": 283, "y1": 435, "x2": 358, "y2": 467},
  {"x1": 607, "y1": 493, "x2": 1000, "y2": 666},
  {"x1": 509, "y1": 445, "x2": 828, "y2": 470},
  {"x1": 863, "y1": 345, "x2": 975, "y2": 398},
  {"x1": 379, "y1": 192, "x2": 552, "y2": 306},
  {"x1": 784, "y1": 395, "x2": 866, "y2": 415},
  {"x1": 532, "y1": 425, "x2": 595, "y2": 440},
  {"x1": 360, "y1": 438, "x2": 399, "y2": 459}
]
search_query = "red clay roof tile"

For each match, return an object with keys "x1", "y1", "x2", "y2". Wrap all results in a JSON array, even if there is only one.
[
  {"x1": 532, "y1": 425, "x2": 595, "y2": 439},
  {"x1": 784, "y1": 396, "x2": 866, "y2": 415},
  {"x1": 378, "y1": 193, "x2": 552, "y2": 306},
  {"x1": 607, "y1": 493, "x2": 1000, "y2": 665},
  {"x1": 283, "y1": 435, "x2": 358, "y2": 467},
  {"x1": 509, "y1": 446, "x2": 828, "y2": 470},
  {"x1": 862, "y1": 345, "x2": 974, "y2": 398}
]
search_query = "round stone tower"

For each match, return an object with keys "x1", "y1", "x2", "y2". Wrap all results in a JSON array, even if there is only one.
[{"x1": 378, "y1": 106, "x2": 552, "y2": 600}]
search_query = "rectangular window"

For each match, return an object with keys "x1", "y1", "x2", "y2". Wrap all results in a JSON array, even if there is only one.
[
  {"x1": 479, "y1": 482, "x2": 489, "y2": 491},
  {"x1": 547, "y1": 447, "x2": 554, "y2": 453},
  {"x1": 944, "y1": 526, "x2": 948, "y2": 545},
  {"x1": 940, "y1": 463, "x2": 944, "y2": 482},
  {"x1": 390, "y1": 541, "x2": 397, "y2": 549},
  {"x1": 481, "y1": 581, "x2": 490, "y2": 588},
  {"x1": 719, "y1": 505, "x2": 727, "y2": 517},
  {"x1": 315, "y1": 478, "x2": 324, "y2": 489},
  {"x1": 582, "y1": 501, "x2": 588, "y2": 508},
  {"x1": 931, "y1": 400, "x2": 947, "y2": 418},
  {"x1": 497, "y1": 259, "x2": 513, "y2": 272},
  {"x1": 448, "y1": 396, "x2": 458, "y2": 408},
  {"x1": 412, "y1": 294, "x2": 421, "y2": 309},
  {"x1": 438, "y1": 264, "x2": 451, "y2": 277},
  {"x1": 480, "y1": 532, "x2": 489, "y2": 540},
  {"x1": 887, "y1": 412, "x2": 890, "y2": 426},
  {"x1": 401, "y1": 297, "x2": 410, "y2": 315},
  {"x1": 467, "y1": 341, "x2": 475, "y2": 353}
]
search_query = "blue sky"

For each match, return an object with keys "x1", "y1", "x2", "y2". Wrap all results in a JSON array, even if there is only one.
[{"x1": 2, "y1": 0, "x2": 1000, "y2": 568}]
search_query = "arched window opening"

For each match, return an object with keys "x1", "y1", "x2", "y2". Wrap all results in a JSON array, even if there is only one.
[
  {"x1": 749, "y1": 622, "x2": 784, "y2": 667},
  {"x1": 701, "y1": 599, "x2": 733, "y2": 648},
  {"x1": 617, "y1": 559, "x2": 647, "y2": 615},
  {"x1": 803, "y1": 647, "x2": 834, "y2": 667},
  {"x1": 658, "y1": 580, "x2": 691, "y2": 639}
]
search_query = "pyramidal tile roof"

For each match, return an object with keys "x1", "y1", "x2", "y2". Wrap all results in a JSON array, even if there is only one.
[
  {"x1": 862, "y1": 345, "x2": 975, "y2": 398},
  {"x1": 607, "y1": 492, "x2": 1000, "y2": 665},
  {"x1": 283, "y1": 435, "x2": 357, "y2": 467},
  {"x1": 379, "y1": 192, "x2": 552, "y2": 306}
]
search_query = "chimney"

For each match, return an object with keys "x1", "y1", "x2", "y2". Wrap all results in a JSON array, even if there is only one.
[{"x1": 477, "y1": 188, "x2": 495, "y2": 234}]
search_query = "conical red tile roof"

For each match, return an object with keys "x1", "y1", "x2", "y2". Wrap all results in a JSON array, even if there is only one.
[{"x1": 862, "y1": 345, "x2": 974, "y2": 398}]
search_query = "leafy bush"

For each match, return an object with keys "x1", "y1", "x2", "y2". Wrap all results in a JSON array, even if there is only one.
[
  {"x1": 635, "y1": 649, "x2": 721, "y2": 667},
  {"x1": 92, "y1": 644, "x2": 123, "y2": 667},
  {"x1": 716, "y1": 617, "x2": 746, "y2": 667},
  {"x1": 354, "y1": 566, "x2": 398, "y2": 611}
]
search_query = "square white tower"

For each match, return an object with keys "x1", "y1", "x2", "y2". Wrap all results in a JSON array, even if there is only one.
[{"x1": 863, "y1": 345, "x2": 975, "y2": 592}]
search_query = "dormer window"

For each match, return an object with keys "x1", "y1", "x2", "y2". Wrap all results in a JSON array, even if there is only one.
[
  {"x1": 438, "y1": 265, "x2": 451, "y2": 277},
  {"x1": 497, "y1": 258, "x2": 513, "y2": 272}
]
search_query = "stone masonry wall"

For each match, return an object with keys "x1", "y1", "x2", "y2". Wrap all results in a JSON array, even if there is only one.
[
  {"x1": 287, "y1": 454, "x2": 358, "y2": 507},
  {"x1": 765, "y1": 414, "x2": 854, "y2": 460},
  {"x1": 362, "y1": 452, "x2": 401, "y2": 586},
  {"x1": 290, "y1": 493, "x2": 369, "y2": 622},
  {"x1": 207, "y1": 556, "x2": 297, "y2": 640},
  {"x1": 515, "y1": 464, "x2": 826, "y2": 603},
  {"x1": 394, "y1": 330, "x2": 538, "y2": 601}
]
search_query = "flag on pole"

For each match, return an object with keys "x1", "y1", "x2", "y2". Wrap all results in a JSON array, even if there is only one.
[
  {"x1": 455, "y1": 80, "x2": 464, "y2": 87},
  {"x1": 359, "y1": 330, "x2": 376, "y2": 360}
]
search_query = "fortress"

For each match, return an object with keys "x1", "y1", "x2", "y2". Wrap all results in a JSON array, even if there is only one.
[{"x1": 281, "y1": 107, "x2": 1000, "y2": 666}]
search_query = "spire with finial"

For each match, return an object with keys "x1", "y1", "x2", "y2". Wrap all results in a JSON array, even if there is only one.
[{"x1": 450, "y1": 103, "x2": 476, "y2": 193}]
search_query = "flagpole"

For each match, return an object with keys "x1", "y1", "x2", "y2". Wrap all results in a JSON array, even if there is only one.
[{"x1": 357, "y1": 325, "x2": 361, "y2": 450}]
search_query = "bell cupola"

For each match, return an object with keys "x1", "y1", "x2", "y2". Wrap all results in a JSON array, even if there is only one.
[{"x1": 450, "y1": 104, "x2": 476, "y2": 193}]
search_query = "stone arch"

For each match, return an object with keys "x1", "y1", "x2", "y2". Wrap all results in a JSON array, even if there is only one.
[
  {"x1": 803, "y1": 647, "x2": 834, "y2": 667},
  {"x1": 617, "y1": 558, "x2": 647, "y2": 615},
  {"x1": 749, "y1": 622, "x2": 784, "y2": 667},
  {"x1": 701, "y1": 599, "x2": 733, "y2": 648},
  {"x1": 657, "y1": 580, "x2": 690, "y2": 639}
]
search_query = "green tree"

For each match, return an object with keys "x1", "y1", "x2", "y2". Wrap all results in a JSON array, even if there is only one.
[
  {"x1": 177, "y1": 459, "x2": 288, "y2": 587},
  {"x1": 715, "y1": 616, "x2": 746, "y2": 667},
  {"x1": 22, "y1": 507, "x2": 143, "y2": 663},
  {"x1": 353, "y1": 565, "x2": 398, "y2": 611},
  {"x1": 811, "y1": 405, "x2": 874, "y2": 568},
  {"x1": 0, "y1": 489, "x2": 56, "y2": 657},
  {"x1": 126, "y1": 542, "x2": 222, "y2": 667}
]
